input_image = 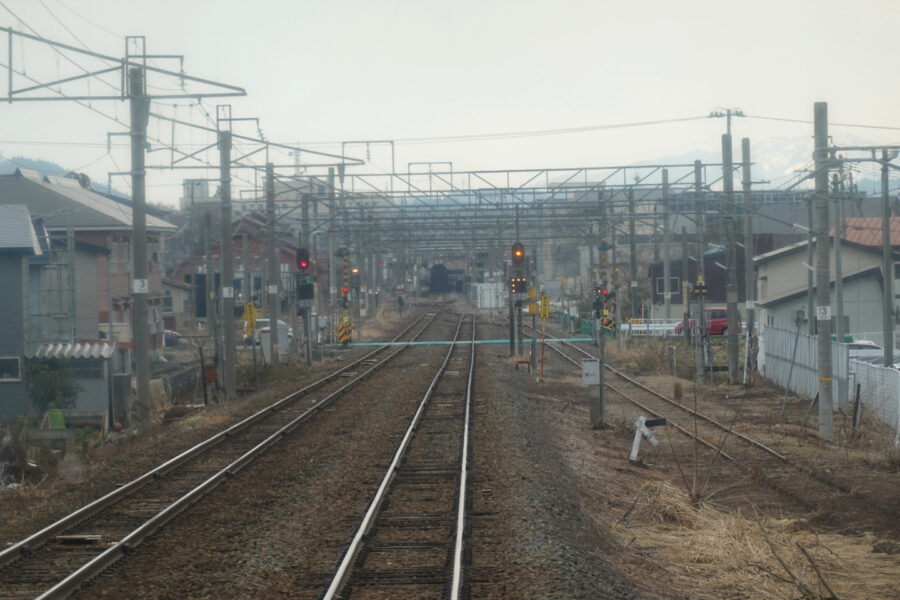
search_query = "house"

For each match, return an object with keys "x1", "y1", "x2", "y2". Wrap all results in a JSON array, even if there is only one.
[
  {"x1": 0, "y1": 168, "x2": 176, "y2": 350},
  {"x1": 0, "y1": 168, "x2": 176, "y2": 421},
  {"x1": 754, "y1": 221, "x2": 900, "y2": 337},
  {"x1": 647, "y1": 246, "x2": 747, "y2": 314},
  {"x1": 0, "y1": 205, "x2": 41, "y2": 421},
  {"x1": 169, "y1": 213, "x2": 313, "y2": 320},
  {"x1": 162, "y1": 278, "x2": 191, "y2": 331}
]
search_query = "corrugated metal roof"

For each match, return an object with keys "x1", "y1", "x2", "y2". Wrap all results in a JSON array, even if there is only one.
[
  {"x1": 25, "y1": 341, "x2": 115, "y2": 359},
  {"x1": 0, "y1": 170, "x2": 175, "y2": 232},
  {"x1": 0, "y1": 204, "x2": 41, "y2": 254}
]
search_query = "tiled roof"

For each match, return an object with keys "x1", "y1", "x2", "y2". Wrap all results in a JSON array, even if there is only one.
[
  {"x1": 0, "y1": 204, "x2": 41, "y2": 254},
  {"x1": 0, "y1": 169, "x2": 175, "y2": 232},
  {"x1": 837, "y1": 217, "x2": 900, "y2": 247}
]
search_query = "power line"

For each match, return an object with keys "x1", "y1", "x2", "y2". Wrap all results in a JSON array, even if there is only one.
[
  {"x1": 52, "y1": 0, "x2": 120, "y2": 40},
  {"x1": 746, "y1": 113, "x2": 900, "y2": 131}
]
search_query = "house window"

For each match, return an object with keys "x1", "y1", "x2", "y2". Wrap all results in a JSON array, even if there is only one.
[
  {"x1": 0, "y1": 357, "x2": 22, "y2": 381},
  {"x1": 163, "y1": 291, "x2": 173, "y2": 313},
  {"x1": 655, "y1": 277, "x2": 680, "y2": 295}
]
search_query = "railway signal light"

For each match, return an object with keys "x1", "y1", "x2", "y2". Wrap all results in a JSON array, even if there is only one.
[
  {"x1": 297, "y1": 247, "x2": 310, "y2": 272},
  {"x1": 510, "y1": 275, "x2": 527, "y2": 294},
  {"x1": 511, "y1": 241, "x2": 525, "y2": 266}
]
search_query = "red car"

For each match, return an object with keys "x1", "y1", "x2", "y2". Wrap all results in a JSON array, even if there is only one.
[{"x1": 674, "y1": 307, "x2": 741, "y2": 336}]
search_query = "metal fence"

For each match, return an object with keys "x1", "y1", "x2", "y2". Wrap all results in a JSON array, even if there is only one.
[
  {"x1": 849, "y1": 360, "x2": 900, "y2": 445},
  {"x1": 760, "y1": 326, "x2": 849, "y2": 409},
  {"x1": 761, "y1": 325, "x2": 899, "y2": 441}
]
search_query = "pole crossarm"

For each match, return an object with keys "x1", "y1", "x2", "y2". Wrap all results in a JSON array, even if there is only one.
[{"x1": 2, "y1": 27, "x2": 245, "y2": 101}]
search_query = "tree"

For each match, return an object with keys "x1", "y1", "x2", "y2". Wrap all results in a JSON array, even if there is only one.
[{"x1": 25, "y1": 359, "x2": 80, "y2": 416}]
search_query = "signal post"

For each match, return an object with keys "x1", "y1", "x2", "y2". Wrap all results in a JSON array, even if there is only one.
[
  {"x1": 296, "y1": 246, "x2": 314, "y2": 367},
  {"x1": 510, "y1": 242, "x2": 526, "y2": 356}
]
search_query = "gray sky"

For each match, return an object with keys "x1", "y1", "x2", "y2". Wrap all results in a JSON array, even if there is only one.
[{"x1": 1, "y1": 0, "x2": 898, "y2": 205}]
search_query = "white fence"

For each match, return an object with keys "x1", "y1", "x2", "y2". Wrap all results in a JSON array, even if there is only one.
[
  {"x1": 761, "y1": 326, "x2": 900, "y2": 441},
  {"x1": 760, "y1": 326, "x2": 849, "y2": 408},
  {"x1": 849, "y1": 361, "x2": 900, "y2": 445}
]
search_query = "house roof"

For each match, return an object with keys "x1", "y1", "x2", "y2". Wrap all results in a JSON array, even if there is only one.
[
  {"x1": 0, "y1": 204, "x2": 41, "y2": 255},
  {"x1": 757, "y1": 265, "x2": 883, "y2": 308},
  {"x1": 163, "y1": 277, "x2": 191, "y2": 291},
  {"x1": 647, "y1": 246, "x2": 723, "y2": 268},
  {"x1": 838, "y1": 217, "x2": 900, "y2": 247},
  {"x1": 0, "y1": 169, "x2": 176, "y2": 232},
  {"x1": 753, "y1": 235, "x2": 892, "y2": 266}
]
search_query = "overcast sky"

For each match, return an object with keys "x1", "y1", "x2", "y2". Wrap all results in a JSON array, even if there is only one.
[{"x1": 0, "y1": 0, "x2": 898, "y2": 206}]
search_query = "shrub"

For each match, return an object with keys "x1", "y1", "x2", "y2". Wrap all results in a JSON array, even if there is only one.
[{"x1": 24, "y1": 359, "x2": 80, "y2": 416}]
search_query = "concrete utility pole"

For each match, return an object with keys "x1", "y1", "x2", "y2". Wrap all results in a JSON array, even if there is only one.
[
  {"x1": 814, "y1": 102, "x2": 834, "y2": 442},
  {"x1": 722, "y1": 134, "x2": 739, "y2": 384},
  {"x1": 882, "y1": 150, "x2": 894, "y2": 368},
  {"x1": 681, "y1": 227, "x2": 690, "y2": 346},
  {"x1": 628, "y1": 188, "x2": 638, "y2": 319},
  {"x1": 129, "y1": 66, "x2": 151, "y2": 427},
  {"x1": 831, "y1": 171, "x2": 847, "y2": 409},
  {"x1": 694, "y1": 161, "x2": 705, "y2": 285},
  {"x1": 328, "y1": 167, "x2": 337, "y2": 342},
  {"x1": 741, "y1": 138, "x2": 756, "y2": 385},
  {"x1": 662, "y1": 169, "x2": 671, "y2": 320},
  {"x1": 219, "y1": 131, "x2": 236, "y2": 400},
  {"x1": 266, "y1": 162, "x2": 280, "y2": 363},
  {"x1": 806, "y1": 199, "x2": 815, "y2": 335},
  {"x1": 741, "y1": 139, "x2": 755, "y2": 376}
]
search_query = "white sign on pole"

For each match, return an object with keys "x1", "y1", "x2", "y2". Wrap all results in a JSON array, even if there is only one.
[
  {"x1": 132, "y1": 278, "x2": 148, "y2": 294},
  {"x1": 222, "y1": 286, "x2": 234, "y2": 299},
  {"x1": 581, "y1": 358, "x2": 600, "y2": 386},
  {"x1": 816, "y1": 305, "x2": 832, "y2": 320},
  {"x1": 267, "y1": 284, "x2": 278, "y2": 294}
]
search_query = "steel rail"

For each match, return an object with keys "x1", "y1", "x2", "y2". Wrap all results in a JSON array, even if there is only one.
[
  {"x1": 550, "y1": 335, "x2": 788, "y2": 462},
  {"x1": 1, "y1": 309, "x2": 438, "y2": 599},
  {"x1": 450, "y1": 315, "x2": 476, "y2": 600},
  {"x1": 36, "y1": 310, "x2": 440, "y2": 600},
  {"x1": 539, "y1": 338, "x2": 736, "y2": 461},
  {"x1": 0, "y1": 307, "x2": 435, "y2": 572},
  {"x1": 322, "y1": 313, "x2": 474, "y2": 600}
]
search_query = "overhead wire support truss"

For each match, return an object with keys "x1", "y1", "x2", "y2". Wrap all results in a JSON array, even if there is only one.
[{"x1": 2, "y1": 27, "x2": 245, "y2": 101}]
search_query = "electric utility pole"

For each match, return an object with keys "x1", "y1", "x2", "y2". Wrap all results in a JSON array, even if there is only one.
[
  {"x1": 814, "y1": 102, "x2": 834, "y2": 442},
  {"x1": 882, "y1": 150, "x2": 894, "y2": 369},
  {"x1": 742, "y1": 138, "x2": 755, "y2": 385},
  {"x1": 722, "y1": 133, "x2": 739, "y2": 384},
  {"x1": 129, "y1": 67, "x2": 151, "y2": 425},
  {"x1": 219, "y1": 130, "x2": 236, "y2": 399},
  {"x1": 266, "y1": 162, "x2": 280, "y2": 363},
  {"x1": 662, "y1": 169, "x2": 671, "y2": 320},
  {"x1": 628, "y1": 188, "x2": 638, "y2": 319}
]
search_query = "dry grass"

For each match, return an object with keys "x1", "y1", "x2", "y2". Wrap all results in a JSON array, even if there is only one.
[{"x1": 615, "y1": 480, "x2": 900, "y2": 599}]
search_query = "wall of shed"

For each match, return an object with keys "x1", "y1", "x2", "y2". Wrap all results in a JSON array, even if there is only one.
[{"x1": 0, "y1": 255, "x2": 28, "y2": 421}]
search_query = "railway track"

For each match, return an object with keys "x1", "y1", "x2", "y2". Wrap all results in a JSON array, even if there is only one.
[
  {"x1": 0, "y1": 307, "x2": 442, "y2": 600},
  {"x1": 318, "y1": 312, "x2": 476, "y2": 600},
  {"x1": 533, "y1": 329, "x2": 900, "y2": 524}
]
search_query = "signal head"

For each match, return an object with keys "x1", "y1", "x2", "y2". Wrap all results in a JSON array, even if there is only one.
[
  {"x1": 297, "y1": 248, "x2": 310, "y2": 272},
  {"x1": 511, "y1": 241, "x2": 525, "y2": 266}
]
